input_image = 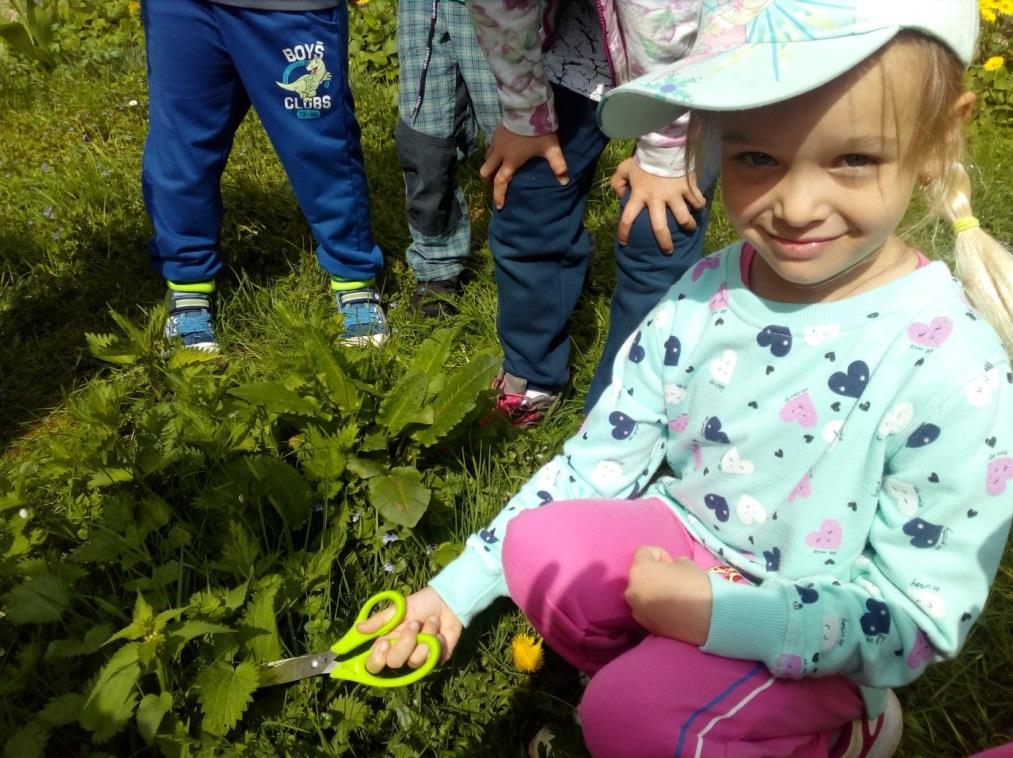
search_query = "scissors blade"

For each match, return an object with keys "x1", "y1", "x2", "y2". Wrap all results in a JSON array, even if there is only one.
[{"x1": 258, "y1": 651, "x2": 338, "y2": 688}]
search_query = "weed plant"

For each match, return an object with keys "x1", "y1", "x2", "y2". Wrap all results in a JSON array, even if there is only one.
[{"x1": 0, "y1": 7, "x2": 1010, "y2": 757}]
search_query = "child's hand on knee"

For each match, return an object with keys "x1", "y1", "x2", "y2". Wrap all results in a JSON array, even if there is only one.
[
  {"x1": 360, "y1": 587, "x2": 463, "y2": 674},
  {"x1": 625, "y1": 546, "x2": 713, "y2": 645},
  {"x1": 481, "y1": 123, "x2": 570, "y2": 210},
  {"x1": 611, "y1": 159, "x2": 705, "y2": 253}
]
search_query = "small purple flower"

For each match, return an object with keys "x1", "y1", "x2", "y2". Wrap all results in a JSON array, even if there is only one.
[
  {"x1": 383, "y1": 562, "x2": 395, "y2": 573},
  {"x1": 381, "y1": 532, "x2": 399, "y2": 546}
]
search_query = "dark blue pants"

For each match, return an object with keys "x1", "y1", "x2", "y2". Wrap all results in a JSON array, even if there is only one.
[
  {"x1": 489, "y1": 85, "x2": 711, "y2": 412},
  {"x1": 141, "y1": 0, "x2": 382, "y2": 285}
]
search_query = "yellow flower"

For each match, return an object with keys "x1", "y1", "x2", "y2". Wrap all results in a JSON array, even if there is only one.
[
  {"x1": 510, "y1": 632, "x2": 544, "y2": 673},
  {"x1": 128, "y1": 0, "x2": 139, "y2": 12},
  {"x1": 980, "y1": 0, "x2": 998, "y2": 21},
  {"x1": 984, "y1": 56, "x2": 1005, "y2": 72}
]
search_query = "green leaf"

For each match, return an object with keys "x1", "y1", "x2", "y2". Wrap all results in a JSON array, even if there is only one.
[
  {"x1": 368, "y1": 468, "x2": 431, "y2": 528},
  {"x1": 377, "y1": 372, "x2": 433, "y2": 435},
  {"x1": 238, "y1": 575, "x2": 282, "y2": 662},
  {"x1": 87, "y1": 467, "x2": 135, "y2": 489},
  {"x1": 412, "y1": 352, "x2": 500, "y2": 446},
  {"x1": 295, "y1": 426, "x2": 349, "y2": 497},
  {"x1": 407, "y1": 327, "x2": 457, "y2": 394},
  {"x1": 346, "y1": 456, "x2": 386, "y2": 479},
  {"x1": 45, "y1": 623, "x2": 114, "y2": 660},
  {"x1": 79, "y1": 644, "x2": 141, "y2": 742},
  {"x1": 2, "y1": 721, "x2": 47, "y2": 758},
  {"x1": 136, "y1": 692, "x2": 173, "y2": 744},
  {"x1": 229, "y1": 382, "x2": 324, "y2": 418},
  {"x1": 168, "y1": 620, "x2": 235, "y2": 648},
  {"x1": 196, "y1": 660, "x2": 259, "y2": 736},
  {"x1": 218, "y1": 520, "x2": 260, "y2": 578},
  {"x1": 245, "y1": 456, "x2": 312, "y2": 528},
  {"x1": 3, "y1": 574, "x2": 70, "y2": 624},
  {"x1": 38, "y1": 693, "x2": 84, "y2": 727},
  {"x1": 304, "y1": 329, "x2": 360, "y2": 412},
  {"x1": 105, "y1": 592, "x2": 154, "y2": 644}
]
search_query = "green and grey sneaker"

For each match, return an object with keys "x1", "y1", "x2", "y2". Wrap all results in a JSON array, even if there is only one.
[
  {"x1": 164, "y1": 291, "x2": 218, "y2": 352},
  {"x1": 335, "y1": 288, "x2": 390, "y2": 346}
]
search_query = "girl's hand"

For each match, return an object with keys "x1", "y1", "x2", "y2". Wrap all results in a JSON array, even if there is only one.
[
  {"x1": 624, "y1": 546, "x2": 713, "y2": 645},
  {"x1": 610, "y1": 158, "x2": 706, "y2": 254},
  {"x1": 359, "y1": 586, "x2": 463, "y2": 673},
  {"x1": 480, "y1": 123, "x2": 570, "y2": 210}
]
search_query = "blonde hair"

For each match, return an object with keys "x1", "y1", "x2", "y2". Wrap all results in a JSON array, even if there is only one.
[
  {"x1": 901, "y1": 30, "x2": 1013, "y2": 353},
  {"x1": 689, "y1": 32, "x2": 1013, "y2": 352}
]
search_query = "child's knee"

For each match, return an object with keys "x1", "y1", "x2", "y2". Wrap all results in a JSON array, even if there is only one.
[
  {"x1": 578, "y1": 662, "x2": 670, "y2": 756},
  {"x1": 395, "y1": 119, "x2": 461, "y2": 237}
]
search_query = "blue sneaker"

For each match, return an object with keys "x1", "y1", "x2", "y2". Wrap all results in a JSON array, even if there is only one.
[
  {"x1": 164, "y1": 291, "x2": 218, "y2": 351},
  {"x1": 335, "y1": 288, "x2": 390, "y2": 346}
]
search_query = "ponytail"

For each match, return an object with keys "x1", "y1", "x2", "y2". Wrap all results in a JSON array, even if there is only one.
[{"x1": 927, "y1": 162, "x2": 1013, "y2": 353}]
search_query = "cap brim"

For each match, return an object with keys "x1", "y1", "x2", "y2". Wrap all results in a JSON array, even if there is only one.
[{"x1": 599, "y1": 28, "x2": 898, "y2": 139}]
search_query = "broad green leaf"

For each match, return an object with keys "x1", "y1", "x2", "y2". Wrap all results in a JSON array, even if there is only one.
[
  {"x1": 407, "y1": 327, "x2": 457, "y2": 394},
  {"x1": 295, "y1": 426, "x2": 349, "y2": 498},
  {"x1": 167, "y1": 348, "x2": 221, "y2": 369},
  {"x1": 195, "y1": 660, "x2": 259, "y2": 736},
  {"x1": 2, "y1": 721, "x2": 47, "y2": 758},
  {"x1": 46, "y1": 623, "x2": 114, "y2": 660},
  {"x1": 218, "y1": 520, "x2": 260, "y2": 578},
  {"x1": 105, "y1": 592, "x2": 155, "y2": 644},
  {"x1": 229, "y1": 382, "x2": 323, "y2": 418},
  {"x1": 346, "y1": 456, "x2": 385, "y2": 479},
  {"x1": 377, "y1": 372, "x2": 433, "y2": 435},
  {"x1": 304, "y1": 330, "x2": 359, "y2": 412},
  {"x1": 368, "y1": 468, "x2": 430, "y2": 528},
  {"x1": 38, "y1": 693, "x2": 83, "y2": 727},
  {"x1": 245, "y1": 457, "x2": 312, "y2": 528},
  {"x1": 432, "y1": 541, "x2": 463, "y2": 568},
  {"x1": 79, "y1": 644, "x2": 141, "y2": 742},
  {"x1": 165, "y1": 620, "x2": 234, "y2": 655},
  {"x1": 3, "y1": 574, "x2": 70, "y2": 624},
  {"x1": 87, "y1": 467, "x2": 135, "y2": 489},
  {"x1": 239, "y1": 575, "x2": 282, "y2": 662},
  {"x1": 84, "y1": 332, "x2": 138, "y2": 366},
  {"x1": 413, "y1": 353, "x2": 500, "y2": 446},
  {"x1": 136, "y1": 692, "x2": 173, "y2": 744}
]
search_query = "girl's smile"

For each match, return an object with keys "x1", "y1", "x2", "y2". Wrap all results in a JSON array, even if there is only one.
[{"x1": 716, "y1": 44, "x2": 927, "y2": 303}]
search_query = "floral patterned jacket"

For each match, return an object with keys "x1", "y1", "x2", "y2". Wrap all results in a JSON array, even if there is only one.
[{"x1": 468, "y1": 0, "x2": 703, "y2": 176}]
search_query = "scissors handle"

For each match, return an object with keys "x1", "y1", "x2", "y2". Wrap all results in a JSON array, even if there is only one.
[
  {"x1": 327, "y1": 590, "x2": 441, "y2": 687},
  {"x1": 328, "y1": 632, "x2": 441, "y2": 687}
]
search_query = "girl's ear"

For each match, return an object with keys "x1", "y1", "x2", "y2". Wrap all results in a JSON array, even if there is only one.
[
  {"x1": 920, "y1": 91, "x2": 976, "y2": 183},
  {"x1": 953, "y1": 90, "x2": 976, "y2": 125}
]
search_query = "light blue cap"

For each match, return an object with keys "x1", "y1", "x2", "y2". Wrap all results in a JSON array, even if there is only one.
[{"x1": 598, "y1": 0, "x2": 979, "y2": 139}]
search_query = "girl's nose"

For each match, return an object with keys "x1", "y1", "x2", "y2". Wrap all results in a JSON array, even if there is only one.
[{"x1": 772, "y1": 169, "x2": 829, "y2": 228}]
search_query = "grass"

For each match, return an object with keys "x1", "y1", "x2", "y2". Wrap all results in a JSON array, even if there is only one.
[{"x1": 0, "y1": 36, "x2": 1011, "y2": 757}]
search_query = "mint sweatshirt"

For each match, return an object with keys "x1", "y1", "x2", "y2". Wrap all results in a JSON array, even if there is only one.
[{"x1": 431, "y1": 241, "x2": 1012, "y2": 695}]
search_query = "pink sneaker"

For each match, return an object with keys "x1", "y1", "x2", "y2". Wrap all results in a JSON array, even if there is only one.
[
  {"x1": 485, "y1": 370, "x2": 558, "y2": 429},
  {"x1": 830, "y1": 689, "x2": 903, "y2": 758}
]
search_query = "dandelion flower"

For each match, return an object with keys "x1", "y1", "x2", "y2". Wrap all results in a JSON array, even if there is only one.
[
  {"x1": 979, "y1": 0, "x2": 998, "y2": 21},
  {"x1": 984, "y1": 56, "x2": 1005, "y2": 72},
  {"x1": 511, "y1": 632, "x2": 544, "y2": 673}
]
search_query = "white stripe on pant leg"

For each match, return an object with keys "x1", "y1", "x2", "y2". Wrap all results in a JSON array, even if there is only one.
[{"x1": 694, "y1": 676, "x2": 778, "y2": 758}]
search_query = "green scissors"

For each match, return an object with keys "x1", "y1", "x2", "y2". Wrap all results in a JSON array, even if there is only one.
[{"x1": 258, "y1": 590, "x2": 441, "y2": 688}]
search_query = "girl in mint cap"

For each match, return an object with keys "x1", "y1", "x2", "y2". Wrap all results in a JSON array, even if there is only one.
[{"x1": 361, "y1": 2, "x2": 1012, "y2": 755}]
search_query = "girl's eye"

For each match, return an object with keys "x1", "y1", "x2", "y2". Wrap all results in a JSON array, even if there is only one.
[
  {"x1": 840, "y1": 154, "x2": 875, "y2": 168},
  {"x1": 738, "y1": 152, "x2": 777, "y2": 167}
]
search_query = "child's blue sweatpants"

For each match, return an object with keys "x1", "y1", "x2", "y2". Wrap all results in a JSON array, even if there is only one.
[{"x1": 141, "y1": 0, "x2": 382, "y2": 285}]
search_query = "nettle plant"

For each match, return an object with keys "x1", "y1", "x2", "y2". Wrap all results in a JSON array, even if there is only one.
[{"x1": 0, "y1": 307, "x2": 500, "y2": 755}]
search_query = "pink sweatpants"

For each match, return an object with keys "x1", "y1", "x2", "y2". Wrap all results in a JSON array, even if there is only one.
[{"x1": 502, "y1": 498, "x2": 863, "y2": 757}]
